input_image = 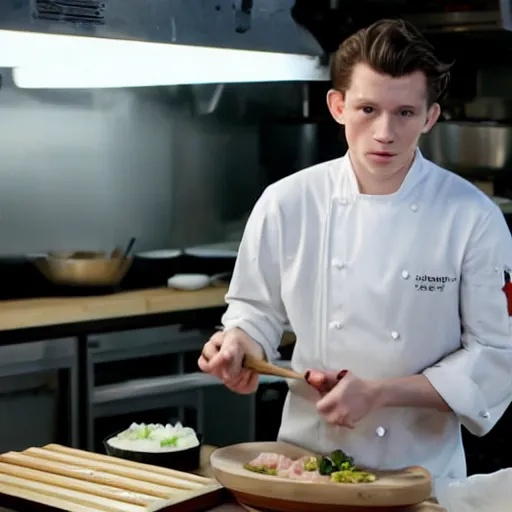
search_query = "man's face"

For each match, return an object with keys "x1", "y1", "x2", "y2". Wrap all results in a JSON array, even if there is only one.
[{"x1": 327, "y1": 63, "x2": 440, "y2": 179}]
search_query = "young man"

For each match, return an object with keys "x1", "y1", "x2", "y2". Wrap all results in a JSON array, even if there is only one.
[{"x1": 198, "y1": 19, "x2": 512, "y2": 488}]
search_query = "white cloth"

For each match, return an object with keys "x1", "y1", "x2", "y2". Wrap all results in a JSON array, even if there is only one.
[
  {"x1": 436, "y1": 469, "x2": 512, "y2": 511},
  {"x1": 221, "y1": 148, "x2": 512, "y2": 487}
]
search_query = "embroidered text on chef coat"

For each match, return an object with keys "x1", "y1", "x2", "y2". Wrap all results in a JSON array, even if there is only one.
[{"x1": 414, "y1": 273, "x2": 457, "y2": 292}]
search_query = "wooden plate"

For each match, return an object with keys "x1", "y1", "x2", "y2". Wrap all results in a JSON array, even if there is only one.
[{"x1": 210, "y1": 442, "x2": 432, "y2": 512}]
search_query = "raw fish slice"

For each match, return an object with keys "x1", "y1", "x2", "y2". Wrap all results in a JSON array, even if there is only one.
[{"x1": 248, "y1": 452, "x2": 293, "y2": 470}]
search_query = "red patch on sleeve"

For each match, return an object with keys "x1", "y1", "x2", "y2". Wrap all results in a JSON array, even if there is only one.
[{"x1": 503, "y1": 281, "x2": 512, "y2": 316}]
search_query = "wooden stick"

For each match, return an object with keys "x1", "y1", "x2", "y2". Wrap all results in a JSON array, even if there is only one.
[
  {"x1": 0, "y1": 473, "x2": 142, "y2": 512},
  {"x1": 42, "y1": 444, "x2": 215, "y2": 485},
  {"x1": 0, "y1": 452, "x2": 177, "y2": 499},
  {"x1": 0, "y1": 461, "x2": 155, "y2": 507},
  {"x1": 243, "y1": 355, "x2": 304, "y2": 381}
]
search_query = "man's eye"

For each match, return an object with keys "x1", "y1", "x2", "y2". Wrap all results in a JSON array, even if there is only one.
[
  {"x1": 362, "y1": 106, "x2": 374, "y2": 114},
  {"x1": 400, "y1": 110, "x2": 413, "y2": 117}
]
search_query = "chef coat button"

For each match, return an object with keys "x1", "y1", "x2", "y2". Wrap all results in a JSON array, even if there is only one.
[
  {"x1": 390, "y1": 331, "x2": 400, "y2": 340},
  {"x1": 329, "y1": 321, "x2": 342, "y2": 330},
  {"x1": 410, "y1": 203, "x2": 418, "y2": 212},
  {"x1": 401, "y1": 270, "x2": 409, "y2": 279},
  {"x1": 376, "y1": 426, "x2": 386, "y2": 437},
  {"x1": 332, "y1": 258, "x2": 345, "y2": 269},
  {"x1": 338, "y1": 197, "x2": 348, "y2": 206},
  {"x1": 479, "y1": 411, "x2": 490, "y2": 420}
]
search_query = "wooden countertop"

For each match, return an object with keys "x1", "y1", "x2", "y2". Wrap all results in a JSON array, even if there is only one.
[
  {"x1": 0, "y1": 285, "x2": 298, "y2": 348},
  {"x1": 0, "y1": 286, "x2": 229, "y2": 331}
]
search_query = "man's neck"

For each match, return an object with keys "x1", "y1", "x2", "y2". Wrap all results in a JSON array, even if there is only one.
[{"x1": 349, "y1": 152, "x2": 415, "y2": 196}]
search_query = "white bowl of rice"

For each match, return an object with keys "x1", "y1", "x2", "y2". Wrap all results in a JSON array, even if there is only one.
[{"x1": 104, "y1": 422, "x2": 202, "y2": 471}]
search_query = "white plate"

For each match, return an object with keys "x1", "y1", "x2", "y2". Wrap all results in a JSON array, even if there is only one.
[
  {"x1": 184, "y1": 242, "x2": 239, "y2": 258},
  {"x1": 137, "y1": 249, "x2": 183, "y2": 259},
  {"x1": 167, "y1": 273, "x2": 211, "y2": 290}
]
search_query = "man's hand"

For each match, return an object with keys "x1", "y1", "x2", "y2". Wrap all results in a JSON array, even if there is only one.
[
  {"x1": 198, "y1": 328, "x2": 264, "y2": 394},
  {"x1": 305, "y1": 369, "x2": 343, "y2": 395},
  {"x1": 315, "y1": 371, "x2": 381, "y2": 428},
  {"x1": 315, "y1": 370, "x2": 451, "y2": 428}
]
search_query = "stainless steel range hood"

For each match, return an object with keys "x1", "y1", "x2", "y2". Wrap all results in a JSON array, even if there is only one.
[
  {"x1": 0, "y1": 0, "x2": 329, "y2": 88},
  {"x1": 399, "y1": 0, "x2": 512, "y2": 34}
]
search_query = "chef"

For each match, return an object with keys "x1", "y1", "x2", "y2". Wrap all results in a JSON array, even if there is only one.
[{"x1": 198, "y1": 18, "x2": 512, "y2": 488}]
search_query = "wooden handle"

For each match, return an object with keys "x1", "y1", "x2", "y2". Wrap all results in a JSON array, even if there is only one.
[{"x1": 243, "y1": 355, "x2": 304, "y2": 381}]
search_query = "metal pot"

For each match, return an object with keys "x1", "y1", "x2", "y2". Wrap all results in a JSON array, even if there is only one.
[{"x1": 419, "y1": 121, "x2": 512, "y2": 176}]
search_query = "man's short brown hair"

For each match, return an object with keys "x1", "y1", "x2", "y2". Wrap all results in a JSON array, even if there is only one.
[{"x1": 330, "y1": 18, "x2": 454, "y2": 105}]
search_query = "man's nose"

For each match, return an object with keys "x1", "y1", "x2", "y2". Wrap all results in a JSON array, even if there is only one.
[{"x1": 373, "y1": 115, "x2": 395, "y2": 144}]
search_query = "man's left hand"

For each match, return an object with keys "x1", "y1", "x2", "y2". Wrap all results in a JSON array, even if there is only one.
[{"x1": 316, "y1": 371, "x2": 382, "y2": 428}]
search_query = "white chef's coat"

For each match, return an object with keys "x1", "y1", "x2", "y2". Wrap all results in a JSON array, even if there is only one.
[{"x1": 221, "y1": 148, "x2": 512, "y2": 490}]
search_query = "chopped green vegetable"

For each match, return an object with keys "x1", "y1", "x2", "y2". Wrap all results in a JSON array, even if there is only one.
[
  {"x1": 316, "y1": 455, "x2": 335, "y2": 475},
  {"x1": 315, "y1": 449, "x2": 363, "y2": 477},
  {"x1": 304, "y1": 457, "x2": 318, "y2": 472},
  {"x1": 330, "y1": 470, "x2": 376, "y2": 483},
  {"x1": 330, "y1": 449, "x2": 354, "y2": 470},
  {"x1": 243, "y1": 463, "x2": 277, "y2": 476},
  {"x1": 318, "y1": 449, "x2": 376, "y2": 483},
  {"x1": 160, "y1": 436, "x2": 178, "y2": 447},
  {"x1": 143, "y1": 425, "x2": 151, "y2": 439}
]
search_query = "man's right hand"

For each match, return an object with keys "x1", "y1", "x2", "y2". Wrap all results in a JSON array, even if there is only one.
[{"x1": 198, "y1": 327, "x2": 263, "y2": 394}]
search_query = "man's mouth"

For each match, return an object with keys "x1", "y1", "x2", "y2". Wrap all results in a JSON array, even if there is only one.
[{"x1": 369, "y1": 151, "x2": 396, "y2": 157}]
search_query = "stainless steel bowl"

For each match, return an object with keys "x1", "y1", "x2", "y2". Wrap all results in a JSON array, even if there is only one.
[
  {"x1": 419, "y1": 121, "x2": 512, "y2": 175},
  {"x1": 33, "y1": 251, "x2": 133, "y2": 286}
]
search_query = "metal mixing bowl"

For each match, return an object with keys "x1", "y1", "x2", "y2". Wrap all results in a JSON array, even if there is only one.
[{"x1": 33, "y1": 251, "x2": 133, "y2": 286}]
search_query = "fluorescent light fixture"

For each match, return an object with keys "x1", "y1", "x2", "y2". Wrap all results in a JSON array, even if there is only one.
[{"x1": 0, "y1": 29, "x2": 328, "y2": 89}]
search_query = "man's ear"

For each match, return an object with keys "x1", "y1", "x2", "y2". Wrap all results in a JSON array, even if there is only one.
[
  {"x1": 327, "y1": 89, "x2": 346, "y2": 125},
  {"x1": 422, "y1": 102, "x2": 441, "y2": 134}
]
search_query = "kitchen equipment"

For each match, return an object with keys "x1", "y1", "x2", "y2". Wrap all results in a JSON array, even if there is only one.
[
  {"x1": 119, "y1": 237, "x2": 136, "y2": 264},
  {"x1": 1, "y1": 1, "x2": 329, "y2": 90},
  {"x1": 259, "y1": 118, "x2": 345, "y2": 184},
  {"x1": 129, "y1": 249, "x2": 185, "y2": 289},
  {"x1": 398, "y1": 1, "x2": 512, "y2": 33},
  {"x1": 2, "y1": 1, "x2": 326, "y2": 57},
  {"x1": 0, "y1": 443, "x2": 224, "y2": 512},
  {"x1": 210, "y1": 441, "x2": 433, "y2": 512},
  {"x1": 136, "y1": 250, "x2": 183, "y2": 259},
  {"x1": 167, "y1": 274, "x2": 212, "y2": 291},
  {"x1": 33, "y1": 251, "x2": 133, "y2": 286},
  {"x1": 419, "y1": 122, "x2": 512, "y2": 177},
  {"x1": 243, "y1": 355, "x2": 304, "y2": 381},
  {"x1": 184, "y1": 242, "x2": 239, "y2": 276},
  {"x1": 184, "y1": 243, "x2": 239, "y2": 259},
  {"x1": 104, "y1": 431, "x2": 203, "y2": 473}
]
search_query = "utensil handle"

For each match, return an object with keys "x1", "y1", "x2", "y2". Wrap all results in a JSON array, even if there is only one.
[
  {"x1": 122, "y1": 237, "x2": 136, "y2": 260},
  {"x1": 243, "y1": 355, "x2": 304, "y2": 380}
]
